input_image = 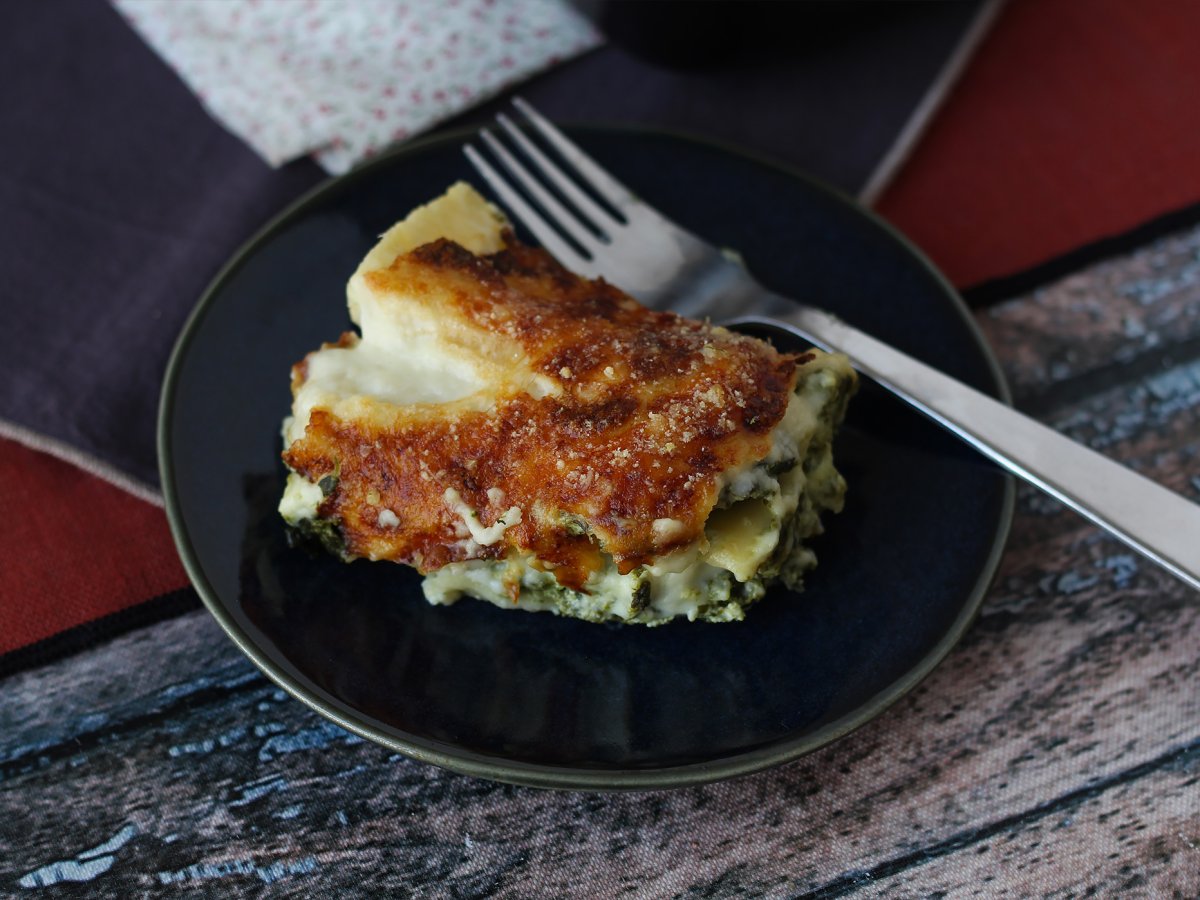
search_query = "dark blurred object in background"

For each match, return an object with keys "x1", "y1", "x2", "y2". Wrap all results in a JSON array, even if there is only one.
[
  {"x1": 448, "y1": 0, "x2": 990, "y2": 195},
  {"x1": 578, "y1": 0, "x2": 918, "y2": 70}
]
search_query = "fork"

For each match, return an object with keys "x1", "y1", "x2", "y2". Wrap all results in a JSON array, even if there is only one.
[{"x1": 464, "y1": 99, "x2": 1200, "y2": 592}]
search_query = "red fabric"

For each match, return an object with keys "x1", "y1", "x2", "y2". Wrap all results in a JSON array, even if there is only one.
[
  {"x1": 0, "y1": 436, "x2": 188, "y2": 655},
  {"x1": 878, "y1": 0, "x2": 1200, "y2": 289}
]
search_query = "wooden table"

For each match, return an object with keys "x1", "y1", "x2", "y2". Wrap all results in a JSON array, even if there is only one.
[{"x1": 4, "y1": 219, "x2": 1197, "y2": 896}]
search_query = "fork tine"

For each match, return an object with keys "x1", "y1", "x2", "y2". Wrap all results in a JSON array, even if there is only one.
[
  {"x1": 495, "y1": 113, "x2": 622, "y2": 235},
  {"x1": 478, "y1": 128, "x2": 600, "y2": 252},
  {"x1": 463, "y1": 143, "x2": 589, "y2": 272},
  {"x1": 512, "y1": 97, "x2": 639, "y2": 215}
]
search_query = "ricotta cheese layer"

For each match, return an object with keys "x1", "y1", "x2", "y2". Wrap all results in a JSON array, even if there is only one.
[{"x1": 280, "y1": 183, "x2": 857, "y2": 624}]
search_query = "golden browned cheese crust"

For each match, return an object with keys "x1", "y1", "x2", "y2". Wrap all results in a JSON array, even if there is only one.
[{"x1": 283, "y1": 236, "x2": 801, "y2": 590}]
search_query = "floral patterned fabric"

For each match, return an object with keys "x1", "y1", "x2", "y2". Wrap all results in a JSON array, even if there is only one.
[{"x1": 112, "y1": 0, "x2": 601, "y2": 174}]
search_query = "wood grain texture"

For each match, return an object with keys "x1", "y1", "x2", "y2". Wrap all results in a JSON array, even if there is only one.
[
  {"x1": 978, "y1": 225, "x2": 1200, "y2": 404},
  {"x1": 3, "y1": 224, "x2": 1200, "y2": 897},
  {"x1": 856, "y1": 756, "x2": 1200, "y2": 899}
]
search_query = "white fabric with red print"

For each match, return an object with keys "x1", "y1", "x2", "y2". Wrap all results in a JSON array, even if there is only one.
[{"x1": 113, "y1": 0, "x2": 601, "y2": 174}]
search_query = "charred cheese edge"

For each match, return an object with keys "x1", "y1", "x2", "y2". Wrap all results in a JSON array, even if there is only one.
[{"x1": 280, "y1": 183, "x2": 857, "y2": 625}]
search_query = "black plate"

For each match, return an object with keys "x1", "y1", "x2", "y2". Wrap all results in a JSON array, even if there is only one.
[{"x1": 159, "y1": 127, "x2": 1012, "y2": 790}]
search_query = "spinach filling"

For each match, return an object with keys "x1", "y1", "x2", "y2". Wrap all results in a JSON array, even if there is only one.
[{"x1": 285, "y1": 514, "x2": 349, "y2": 561}]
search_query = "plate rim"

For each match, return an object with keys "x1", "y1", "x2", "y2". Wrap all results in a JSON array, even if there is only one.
[{"x1": 158, "y1": 124, "x2": 1015, "y2": 791}]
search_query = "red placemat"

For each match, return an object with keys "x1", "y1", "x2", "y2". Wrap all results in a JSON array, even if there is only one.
[
  {"x1": 877, "y1": 0, "x2": 1200, "y2": 293},
  {"x1": 0, "y1": 436, "x2": 188, "y2": 657}
]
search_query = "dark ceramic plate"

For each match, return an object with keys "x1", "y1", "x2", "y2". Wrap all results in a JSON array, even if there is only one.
[{"x1": 159, "y1": 127, "x2": 1013, "y2": 790}]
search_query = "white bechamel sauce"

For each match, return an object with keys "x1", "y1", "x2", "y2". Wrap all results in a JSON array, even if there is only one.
[
  {"x1": 443, "y1": 487, "x2": 521, "y2": 547},
  {"x1": 424, "y1": 549, "x2": 744, "y2": 624},
  {"x1": 651, "y1": 517, "x2": 686, "y2": 541},
  {"x1": 279, "y1": 472, "x2": 325, "y2": 523},
  {"x1": 283, "y1": 338, "x2": 486, "y2": 450}
]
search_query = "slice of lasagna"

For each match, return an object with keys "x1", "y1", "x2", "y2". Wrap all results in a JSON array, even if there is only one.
[{"x1": 280, "y1": 183, "x2": 856, "y2": 625}]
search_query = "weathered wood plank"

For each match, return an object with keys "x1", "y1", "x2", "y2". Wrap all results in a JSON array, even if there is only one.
[
  {"x1": 3, "y1": 228, "x2": 1199, "y2": 897},
  {"x1": 856, "y1": 748, "x2": 1200, "y2": 899},
  {"x1": 1047, "y1": 356, "x2": 1200, "y2": 496},
  {"x1": 0, "y1": 612, "x2": 247, "y2": 764},
  {"x1": 978, "y1": 223, "x2": 1200, "y2": 401},
  {"x1": 1, "y1": 619, "x2": 1195, "y2": 900}
]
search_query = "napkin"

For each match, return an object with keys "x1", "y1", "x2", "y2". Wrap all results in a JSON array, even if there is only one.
[{"x1": 111, "y1": 0, "x2": 601, "y2": 174}]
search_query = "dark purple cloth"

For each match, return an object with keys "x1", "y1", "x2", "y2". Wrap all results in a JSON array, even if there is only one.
[
  {"x1": 0, "y1": 0, "x2": 983, "y2": 489},
  {"x1": 0, "y1": 0, "x2": 324, "y2": 487}
]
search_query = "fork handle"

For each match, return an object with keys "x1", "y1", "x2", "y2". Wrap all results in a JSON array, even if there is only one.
[{"x1": 740, "y1": 308, "x2": 1200, "y2": 592}]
